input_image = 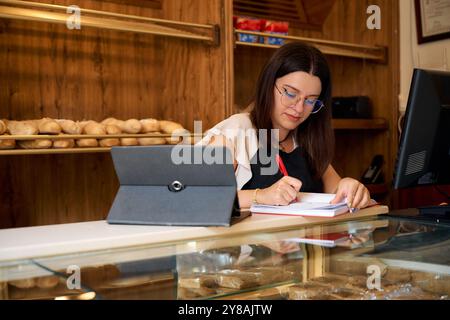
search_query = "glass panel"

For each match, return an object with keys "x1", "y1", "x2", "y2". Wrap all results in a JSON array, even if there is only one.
[{"x1": 2, "y1": 217, "x2": 450, "y2": 300}]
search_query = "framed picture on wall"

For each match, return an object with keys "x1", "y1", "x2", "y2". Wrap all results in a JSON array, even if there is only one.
[{"x1": 415, "y1": 0, "x2": 450, "y2": 44}]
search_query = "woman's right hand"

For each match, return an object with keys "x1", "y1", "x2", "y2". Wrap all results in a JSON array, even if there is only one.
[{"x1": 258, "y1": 176, "x2": 302, "y2": 205}]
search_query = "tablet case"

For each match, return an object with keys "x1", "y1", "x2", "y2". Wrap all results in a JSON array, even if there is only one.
[{"x1": 107, "y1": 145, "x2": 238, "y2": 227}]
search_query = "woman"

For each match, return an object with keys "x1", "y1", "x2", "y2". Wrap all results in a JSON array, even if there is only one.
[{"x1": 202, "y1": 41, "x2": 371, "y2": 210}]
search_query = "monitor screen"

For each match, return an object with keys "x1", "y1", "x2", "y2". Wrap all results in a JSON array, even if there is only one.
[{"x1": 393, "y1": 68, "x2": 450, "y2": 189}]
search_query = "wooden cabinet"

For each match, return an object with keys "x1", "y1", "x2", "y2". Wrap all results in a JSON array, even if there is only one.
[
  {"x1": 0, "y1": 0, "x2": 399, "y2": 228},
  {"x1": 0, "y1": 0, "x2": 234, "y2": 227}
]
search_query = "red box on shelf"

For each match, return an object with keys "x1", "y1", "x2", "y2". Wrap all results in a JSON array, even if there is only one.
[
  {"x1": 234, "y1": 16, "x2": 264, "y2": 43},
  {"x1": 261, "y1": 20, "x2": 289, "y2": 45}
]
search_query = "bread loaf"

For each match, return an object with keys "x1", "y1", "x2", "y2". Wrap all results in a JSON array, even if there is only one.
[
  {"x1": 105, "y1": 124, "x2": 122, "y2": 135},
  {"x1": 76, "y1": 139, "x2": 98, "y2": 147},
  {"x1": 78, "y1": 120, "x2": 93, "y2": 132},
  {"x1": 138, "y1": 132, "x2": 166, "y2": 145},
  {"x1": 101, "y1": 117, "x2": 122, "y2": 127},
  {"x1": 36, "y1": 118, "x2": 62, "y2": 135},
  {"x1": 140, "y1": 118, "x2": 160, "y2": 133},
  {"x1": 0, "y1": 119, "x2": 6, "y2": 134},
  {"x1": 18, "y1": 139, "x2": 52, "y2": 149},
  {"x1": 83, "y1": 121, "x2": 106, "y2": 135},
  {"x1": 159, "y1": 120, "x2": 188, "y2": 144},
  {"x1": 0, "y1": 135, "x2": 15, "y2": 149},
  {"x1": 56, "y1": 119, "x2": 82, "y2": 134},
  {"x1": 53, "y1": 138, "x2": 75, "y2": 149},
  {"x1": 99, "y1": 124, "x2": 121, "y2": 147},
  {"x1": 120, "y1": 138, "x2": 138, "y2": 146},
  {"x1": 121, "y1": 119, "x2": 142, "y2": 134},
  {"x1": 99, "y1": 138, "x2": 120, "y2": 147},
  {"x1": 7, "y1": 120, "x2": 39, "y2": 135},
  {"x1": 159, "y1": 120, "x2": 184, "y2": 134}
]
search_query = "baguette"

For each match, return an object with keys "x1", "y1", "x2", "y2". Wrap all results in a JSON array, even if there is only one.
[
  {"x1": 78, "y1": 120, "x2": 94, "y2": 132},
  {"x1": 76, "y1": 139, "x2": 98, "y2": 148},
  {"x1": 121, "y1": 119, "x2": 142, "y2": 134},
  {"x1": 120, "y1": 138, "x2": 138, "y2": 146},
  {"x1": 138, "y1": 132, "x2": 166, "y2": 145},
  {"x1": 159, "y1": 120, "x2": 188, "y2": 144},
  {"x1": 159, "y1": 120, "x2": 184, "y2": 134},
  {"x1": 18, "y1": 139, "x2": 52, "y2": 149},
  {"x1": 99, "y1": 124, "x2": 121, "y2": 147},
  {"x1": 56, "y1": 119, "x2": 82, "y2": 134},
  {"x1": 105, "y1": 124, "x2": 122, "y2": 135},
  {"x1": 7, "y1": 120, "x2": 39, "y2": 135},
  {"x1": 140, "y1": 118, "x2": 160, "y2": 133},
  {"x1": 101, "y1": 117, "x2": 124, "y2": 130},
  {"x1": 53, "y1": 138, "x2": 75, "y2": 149},
  {"x1": 0, "y1": 119, "x2": 6, "y2": 134},
  {"x1": 83, "y1": 121, "x2": 106, "y2": 135},
  {"x1": 0, "y1": 135, "x2": 15, "y2": 149},
  {"x1": 36, "y1": 118, "x2": 62, "y2": 135}
]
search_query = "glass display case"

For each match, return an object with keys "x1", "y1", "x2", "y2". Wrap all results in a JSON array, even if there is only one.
[{"x1": 1, "y1": 216, "x2": 450, "y2": 300}]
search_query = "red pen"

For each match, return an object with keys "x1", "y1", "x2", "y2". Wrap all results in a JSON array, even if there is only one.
[
  {"x1": 276, "y1": 154, "x2": 298, "y2": 203},
  {"x1": 276, "y1": 154, "x2": 289, "y2": 176}
]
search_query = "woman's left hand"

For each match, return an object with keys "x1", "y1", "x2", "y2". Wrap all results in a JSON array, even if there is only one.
[{"x1": 330, "y1": 177, "x2": 371, "y2": 209}]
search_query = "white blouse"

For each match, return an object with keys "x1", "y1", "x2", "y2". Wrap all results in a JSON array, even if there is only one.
[{"x1": 197, "y1": 113, "x2": 297, "y2": 190}]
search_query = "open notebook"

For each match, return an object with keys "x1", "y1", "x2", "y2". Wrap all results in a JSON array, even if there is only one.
[{"x1": 250, "y1": 192, "x2": 350, "y2": 217}]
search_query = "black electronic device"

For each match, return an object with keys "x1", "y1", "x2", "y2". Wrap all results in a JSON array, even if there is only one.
[
  {"x1": 331, "y1": 96, "x2": 372, "y2": 119},
  {"x1": 393, "y1": 68, "x2": 450, "y2": 218},
  {"x1": 107, "y1": 145, "x2": 249, "y2": 227}
]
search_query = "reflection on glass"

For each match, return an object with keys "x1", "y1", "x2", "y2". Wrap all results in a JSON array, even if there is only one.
[{"x1": 1, "y1": 217, "x2": 450, "y2": 300}]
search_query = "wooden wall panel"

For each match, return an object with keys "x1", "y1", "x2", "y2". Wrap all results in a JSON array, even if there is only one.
[
  {"x1": 0, "y1": 0, "x2": 232, "y2": 228},
  {"x1": 234, "y1": 0, "x2": 399, "y2": 204}
]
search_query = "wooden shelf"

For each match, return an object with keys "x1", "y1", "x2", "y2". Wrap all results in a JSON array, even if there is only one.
[
  {"x1": 0, "y1": 133, "x2": 203, "y2": 140},
  {"x1": 0, "y1": 147, "x2": 111, "y2": 155},
  {"x1": 0, "y1": 0, "x2": 219, "y2": 45},
  {"x1": 0, "y1": 133, "x2": 202, "y2": 155},
  {"x1": 332, "y1": 118, "x2": 388, "y2": 130},
  {"x1": 234, "y1": 30, "x2": 387, "y2": 63}
]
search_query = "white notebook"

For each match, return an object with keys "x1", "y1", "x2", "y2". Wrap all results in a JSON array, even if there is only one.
[{"x1": 250, "y1": 192, "x2": 349, "y2": 217}]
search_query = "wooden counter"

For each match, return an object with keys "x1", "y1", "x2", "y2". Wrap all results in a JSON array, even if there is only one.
[{"x1": 0, "y1": 205, "x2": 387, "y2": 261}]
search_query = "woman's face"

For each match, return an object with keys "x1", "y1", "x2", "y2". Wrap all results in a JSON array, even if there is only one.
[{"x1": 271, "y1": 71, "x2": 322, "y2": 133}]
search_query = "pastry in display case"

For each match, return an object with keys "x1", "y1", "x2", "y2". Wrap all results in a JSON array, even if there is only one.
[{"x1": 1, "y1": 217, "x2": 450, "y2": 300}]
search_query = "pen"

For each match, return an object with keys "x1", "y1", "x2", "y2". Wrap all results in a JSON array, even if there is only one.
[
  {"x1": 276, "y1": 154, "x2": 288, "y2": 176},
  {"x1": 276, "y1": 154, "x2": 298, "y2": 203}
]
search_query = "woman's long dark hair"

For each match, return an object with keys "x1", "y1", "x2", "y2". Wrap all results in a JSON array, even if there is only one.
[{"x1": 250, "y1": 41, "x2": 334, "y2": 179}]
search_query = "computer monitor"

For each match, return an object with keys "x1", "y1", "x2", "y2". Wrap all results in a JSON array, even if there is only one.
[{"x1": 393, "y1": 68, "x2": 450, "y2": 190}]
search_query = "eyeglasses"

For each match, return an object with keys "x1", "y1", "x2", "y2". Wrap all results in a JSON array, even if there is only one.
[{"x1": 275, "y1": 84, "x2": 324, "y2": 114}]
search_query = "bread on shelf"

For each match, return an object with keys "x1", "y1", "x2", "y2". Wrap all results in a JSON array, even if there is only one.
[
  {"x1": 0, "y1": 135, "x2": 16, "y2": 149},
  {"x1": 138, "y1": 132, "x2": 166, "y2": 145},
  {"x1": 53, "y1": 137, "x2": 75, "y2": 149},
  {"x1": 121, "y1": 119, "x2": 142, "y2": 134},
  {"x1": 140, "y1": 118, "x2": 160, "y2": 133},
  {"x1": 56, "y1": 119, "x2": 82, "y2": 134},
  {"x1": 0, "y1": 116, "x2": 192, "y2": 152},
  {"x1": 0, "y1": 119, "x2": 6, "y2": 134},
  {"x1": 6, "y1": 120, "x2": 39, "y2": 135},
  {"x1": 76, "y1": 139, "x2": 98, "y2": 148},
  {"x1": 99, "y1": 124, "x2": 121, "y2": 147},
  {"x1": 36, "y1": 118, "x2": 62, "y2": 135},
  {"x1": 120, "y1": 138, "x2": 138, "y2": 146},
  {"x1": 18, "y1": 139, "x2": 53, "y2": 149}
]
